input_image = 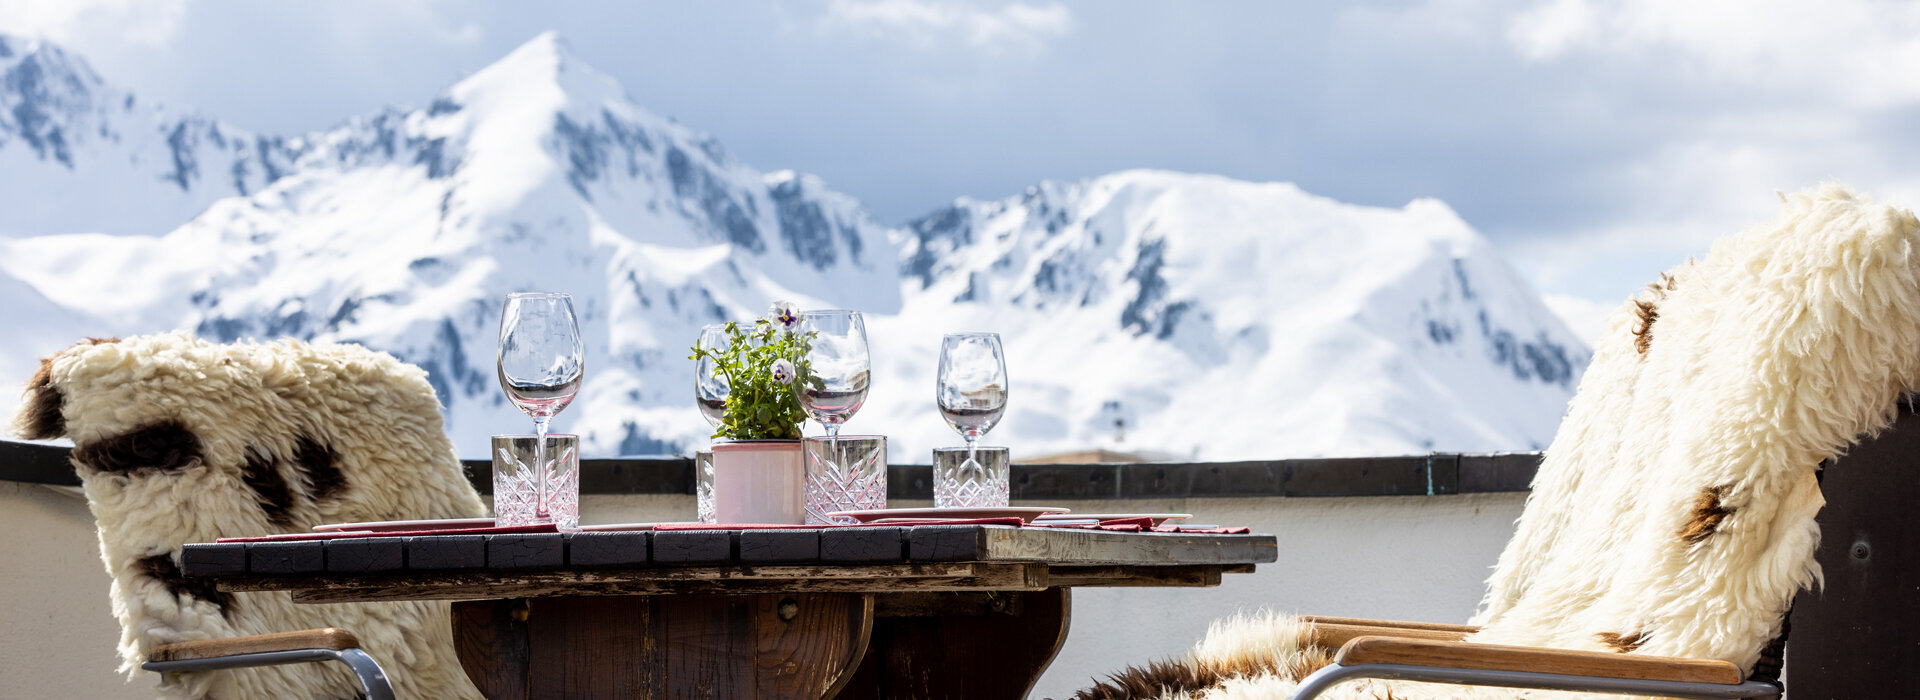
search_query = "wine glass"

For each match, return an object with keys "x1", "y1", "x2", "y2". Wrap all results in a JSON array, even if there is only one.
[
  {"x1": 694, "y1": 324, "x2": 731, "y2": 430},
  {"x1": 937, "y1": 332, "x2": 1007, "y2": 462},
  {"x1": 497, "y1": 292, "x2": 584, "y2": 522},
  {"x1": 797, "y1": 310, "x2": 870, "y2": 440},
  {"x1": 692, "y1": 324, "x2": 730, "y2": 524}
]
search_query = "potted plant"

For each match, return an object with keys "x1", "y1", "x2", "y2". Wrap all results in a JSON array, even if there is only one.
[{"x1": 688, "y1": 301, "x2": 812, "y2": 524}]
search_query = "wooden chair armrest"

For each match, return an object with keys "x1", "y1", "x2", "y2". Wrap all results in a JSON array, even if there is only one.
[
  {"x1": 148, "y1": 628, "x2": 362, "y2": 663},
  {"x1": 1300, "y1": 616, "x2": 1480, "y2": 634},
  {"x1": 1309, "y1": 622, "x2": 1469, "y2": 648},
  {"x1": 1336, "y1": 636, "x2": 1743, "y2": 685}
]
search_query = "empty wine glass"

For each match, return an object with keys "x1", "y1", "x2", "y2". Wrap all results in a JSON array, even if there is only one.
[
  {"x1": 798, "y1": 310, "x2": 870, "y2": 440},
  {"x1": 937, "y1": 332, "x2": 1007, "y2": 462},
  {"x1": 692, "y1": 324, "x2": 729, "y2": 524},
  {"x1": 497, "y1": 292, "x2": 584, "y2": 523},
  {"x1": 694, "y1": 324, "x2": 730, "y2": 430}
]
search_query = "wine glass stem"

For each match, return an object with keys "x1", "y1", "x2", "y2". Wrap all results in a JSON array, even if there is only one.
[
  {"x1": 533, "y1": 416, "x2": 551, "y2": 518},
  {"x1": 965, "y1": 434, "x2": 977, "y2": 464}
]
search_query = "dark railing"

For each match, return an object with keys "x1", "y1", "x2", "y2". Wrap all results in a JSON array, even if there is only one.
[{"x1": 0, "y1": 439, "x2": 1539, "y2": 500}]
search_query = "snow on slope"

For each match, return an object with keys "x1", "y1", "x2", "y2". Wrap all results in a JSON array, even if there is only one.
[
  {"x1": 0, "y1": 33, "x2": 1585, "y2": 460},
  {"x1": 1, "y1": 33, "x2": 900, "y2": 456},
  {"x1": 0, "y1": 35, "x2": 293, "y2": 238},
  {"x1": 880, "y1": 172, "x2": 1588, "y2": 459}
]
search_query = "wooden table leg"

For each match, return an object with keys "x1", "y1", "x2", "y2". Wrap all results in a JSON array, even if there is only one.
[
  {"x1": 834, "y1": 587, "x2": 1071, "y2": 700},
  {"x1": 452, "y1": 593, "x2": 874, "y2": 699}
]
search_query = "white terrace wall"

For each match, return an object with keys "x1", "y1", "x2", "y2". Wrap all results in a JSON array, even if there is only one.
[{"x1": 0, "y1": 481, "x2": 1525, "y2": 700}]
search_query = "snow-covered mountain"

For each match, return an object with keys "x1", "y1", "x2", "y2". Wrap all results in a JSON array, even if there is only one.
[
  {"x1": 0, "y1": 32, "x2": 1587, "y2": 461},
  {"x1": 0, "y1": 35, "x2": 293, "y2": 238},
  {"x1": 0, "y1": 32, "x2": 897, "y2": 457},
  {"x1": 877, "y1": 172, "x2": 1586, "y2": 458}
]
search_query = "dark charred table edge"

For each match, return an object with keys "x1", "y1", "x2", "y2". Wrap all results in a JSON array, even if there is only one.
[{"x1": 180, "y1": 526, "x2": 1278, "y2": 599}]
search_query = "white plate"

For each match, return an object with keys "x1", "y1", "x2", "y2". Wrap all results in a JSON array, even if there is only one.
[
  {"x1": 824, "y1": 506, "x2": 1070, "y2": 523},
  {"x1": 1033, "y1": 513, "x2": 1192, "y2": 526},
  {"x1": 312, "y1": 517, "x2": 496, "y2": 533},
  {"x1": 573, "y1": 522, "x2": 699, "y2": 532}
]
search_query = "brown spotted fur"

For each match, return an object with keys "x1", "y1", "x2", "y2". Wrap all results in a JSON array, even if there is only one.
[
  {"x1": 1631, "y1": 272, "x2": 1677, "y2": 356},
  {"x1": 1072, "y1": 658, "x2": 1222, "y2": 700},
  {"x1": 17, "y1": 337, "x2": 118, "y2": 441},
  {"x1": 240, "y1": 446, "x2": 300, "y2": 527},
  {"x1": 72, "y1": 420, "x2": 204, "y2": 475},
  {"x1": 1679, "y1": 484, "x2": 1736, "y2": 545},
  {"x1": 1595, "y1": 630, "x2": 1649, "y2": 653}
]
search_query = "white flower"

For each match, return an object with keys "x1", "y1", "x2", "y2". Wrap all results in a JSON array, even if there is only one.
[
  {"x1": 770, "y1": 359, "x2": 796, "y2": 385},
  {"x1": 767, "y1": 300, "x2": 801, "y2": 329}
]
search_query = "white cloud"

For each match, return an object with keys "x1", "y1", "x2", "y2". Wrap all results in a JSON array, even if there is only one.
[
  {"x1": 820, "y1": 0, "x2": 1073, "y2": 56},
  {"x1": 1506, "y1": 0, "x2": 1920, "y2": 108},
  {"x1": 1506, "y1": 139, "x2": 1819, "y2": 303},
  {"x1": 1542, "y1": 293, "x2": 1618, "y2": 347},
  {"x1": 0, "y1": 0, "x2": 190, "y2": 47},
  {"x1": 322, "y1": 1, "x2": 485, "y2": 49}
]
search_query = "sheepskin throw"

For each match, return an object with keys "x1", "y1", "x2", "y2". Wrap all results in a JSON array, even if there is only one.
[
  {"x1": 1076, "y1": 184, "x2": 1920, "y2": 699},
  {"x1": 15, "y1": 333, "x2": 488, "y2": 700}
]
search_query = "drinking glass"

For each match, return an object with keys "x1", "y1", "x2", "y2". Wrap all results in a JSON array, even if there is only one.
[
  {"x1": 497, "y1": 292, "x2": 584, "y2": 525},
  {"x1": 694, "y1": 450, "x2": 716, "y2": 524},
  {"x1": 933, "y1": 446, "x2": 1009, "y2": 508},
  {"x1": 803, "y1": 435, "x2": 887, "y2": 524},
  {"x1": 694, "y1": 324, "x2": 730, "y2": 431},
  {"x1": 936, "y1": 332, "x2": 1007, "y2": 461},
  {"x1": 798, "y1": 310, "x2": 870, "y2": 439},
  {"x1": 494, "y1": 434, "x2": 579, "y2": 528},
  {"x1": 693, "y1": 324, "x2": 729, "y2": 524}
]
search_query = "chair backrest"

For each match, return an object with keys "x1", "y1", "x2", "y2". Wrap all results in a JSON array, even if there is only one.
[
  {"x1": 15, "y1": 333, "x2": 486, "y2": 699},
  {"x1": 1466, "y1": 184, "x2": 1920, "y2": 676},
  {"x1": 1782, "y1": 399, "x2": 1920, "y2": 694}
]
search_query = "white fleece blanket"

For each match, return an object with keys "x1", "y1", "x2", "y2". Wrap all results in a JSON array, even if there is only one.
[
  {"x1": 16, "y1": 333, "x2": 488, "y2": 699},
  {"x1": 1075, "y1": 183, "x2": 1920, "y2": 699}
]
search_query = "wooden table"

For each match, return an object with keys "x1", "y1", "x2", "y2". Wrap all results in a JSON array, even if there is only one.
[{"x1": 182, "y1": 525, "x2": 1277, "y2": 699}]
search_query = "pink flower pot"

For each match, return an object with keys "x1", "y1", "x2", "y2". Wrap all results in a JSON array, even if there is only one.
[{"x1": 711, "y1": 440, "x2": 805, "y2": 525}]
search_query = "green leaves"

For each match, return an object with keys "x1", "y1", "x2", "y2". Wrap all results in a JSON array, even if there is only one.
[{"x1": 688, "y1": 317, "x2": 813, "y2": 440}]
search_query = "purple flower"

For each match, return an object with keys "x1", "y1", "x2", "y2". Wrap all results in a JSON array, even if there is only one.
[
  {"x1": 770, "y1": 359, "x2": 796, "y2": 385},
  {"x1": 767, "y1": 300, "x2": 801, "y2": 329}
]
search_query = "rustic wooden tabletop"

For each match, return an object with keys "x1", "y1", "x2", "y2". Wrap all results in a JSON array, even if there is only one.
[{"x1": 181, "y1": 525, "x2": 1277, "y2": 699}]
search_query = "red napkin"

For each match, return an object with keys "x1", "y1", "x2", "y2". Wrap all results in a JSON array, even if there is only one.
[
  {"x1": 651, "y1": 522, "x2": 829, "y2": 530},
  {"x1": 1027, "y1": 518, "x2": 1252, "y2": 534},
  {"x1": 850, "y1": 517, "x2": 1026, "y2": 527},
  {"x1": 215, "y1": 523, "x2": 559, "y2": 543},
  {"x1": 650, "y1": 517, "x2": 1027, "y2": 530}
]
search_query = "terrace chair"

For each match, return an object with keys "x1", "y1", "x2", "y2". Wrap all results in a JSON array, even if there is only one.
[
  {"x1": 13, "y1": 333, "x2": 489, "y2": 699},
  {"x1": 1074, "y1": 183, "x2": 1920, "y2": 699}
]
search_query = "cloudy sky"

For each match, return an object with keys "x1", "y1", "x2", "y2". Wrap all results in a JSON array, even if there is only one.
[{"x1": 8, "y1": 0, "x2": 1920, "y2": 340}]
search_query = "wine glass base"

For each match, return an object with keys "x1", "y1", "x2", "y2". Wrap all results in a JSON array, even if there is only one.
[{"x1": 932, "y1": 446, "x2": 1010, "y2": 509}]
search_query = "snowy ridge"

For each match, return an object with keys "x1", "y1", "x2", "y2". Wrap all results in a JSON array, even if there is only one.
[
  {"x1": 0, "y1": 33, "x2": 1585, "y2": 460},
  {"x1": 0, "y1": 35, "x2": 293, "y2": 238},
  {"x1": 881, "y1": 171, "x2": 1585, "y2": 459},
  {"x1": 0, "y1": 32, "x2": 898, "y2": 458}
]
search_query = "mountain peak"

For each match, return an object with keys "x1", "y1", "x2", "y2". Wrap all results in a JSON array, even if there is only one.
[
  {"x1": 448, "y1": 31, "x2": 627, "y2": 113},
  {"x1": 0, "y1": 31, "x2": 106, "y2": 100},
  {"x1": 500, "y1": 30, "x2": 574, "y2": 71}
]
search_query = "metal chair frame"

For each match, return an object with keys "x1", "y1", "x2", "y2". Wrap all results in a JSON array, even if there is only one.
[
  {"x1": 142, "y1": 647, "x2": 396, "y2": 700},
  {"x1": 1291, "y1": 662, "x2": 1780, "y2": 699}
]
